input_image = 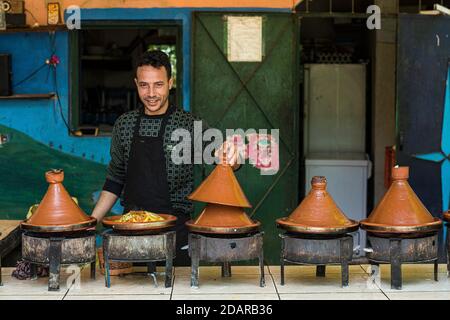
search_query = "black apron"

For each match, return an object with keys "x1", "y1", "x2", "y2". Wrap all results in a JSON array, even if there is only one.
[{"x1": 122, "y1": 105, "x2": 190, "y2": 266}]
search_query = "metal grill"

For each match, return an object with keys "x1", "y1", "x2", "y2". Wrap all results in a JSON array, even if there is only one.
[
  {"x1": 102, "y1": 230, "x2": 176, "y2": 288},
  {"x1": 188, "y1": 232, "x2": 265, "y2": 288},
  {"x1": 21, "y1": 231, "x2": 96, "y2": 291},
  {"x1": 280, "y1": 233, "x2": 354, "y2": 287},
  {"x1": 365, "y1": 233, "x2": 440, "y2": 290}
]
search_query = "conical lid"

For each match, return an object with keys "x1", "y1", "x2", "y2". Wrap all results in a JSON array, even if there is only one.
[
  {"x1": 443, "y1": 210, "x2": 450, "y2": 223},
  {"x1": 360, "y1": 166, "x2": 442, "y2": 234},
  {"x1": 21, "y1": 169, "x2": 96, "y2": 232},
  {"x1": 186, "y1": 203, "x2": 260, "y2": 234},
  {"x1": 277, "y1": 176, "x2": 359, "y2": 234},
  {"x1": 188, "y1": 163, "x2": 251, "y2": 208}
]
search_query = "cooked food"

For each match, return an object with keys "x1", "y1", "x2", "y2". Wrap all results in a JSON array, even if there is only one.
[{"x1": 118, "y1": 210, "x2": 165, "y2": 223}]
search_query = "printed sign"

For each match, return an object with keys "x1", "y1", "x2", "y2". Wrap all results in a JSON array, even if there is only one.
[{"x1": 227, "y1": 16, "x2": 263, "y2": 62}]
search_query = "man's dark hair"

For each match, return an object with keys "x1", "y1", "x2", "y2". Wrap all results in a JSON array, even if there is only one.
[{"x1": 136, "y1": 50, "x2": 172, "y2": 79}]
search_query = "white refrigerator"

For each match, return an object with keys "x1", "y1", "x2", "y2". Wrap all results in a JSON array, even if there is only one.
[{"x1": 304, "y1": 64, "x2": 371, "y2": 257}]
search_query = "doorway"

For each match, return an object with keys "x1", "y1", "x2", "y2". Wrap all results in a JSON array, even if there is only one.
[{"x1": 298, "y1": 12, "x2": 374, "y2": 256}]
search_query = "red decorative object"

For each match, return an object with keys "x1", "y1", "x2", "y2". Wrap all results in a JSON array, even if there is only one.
[
  {"x1": 48, "y1": 54, "x2": 60, "y2": 67},
  {"x1": 384, "y1": 146, "x2": 396, "y2": 188}
]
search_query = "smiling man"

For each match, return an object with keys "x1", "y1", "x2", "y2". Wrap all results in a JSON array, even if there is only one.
[
  {"x1": 91, "y1": 50, "x2": 238, "y2": 265},
  {"x1": 136, "y1": 61, "x2": 172, "y2": 115}
]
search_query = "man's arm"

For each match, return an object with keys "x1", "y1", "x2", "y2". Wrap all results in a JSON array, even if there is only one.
[
  {"x1": 103, "y1": 120, "x2": 126, "y2": 196},
  {"x1": 91, "y1": 190, "x2": 118, "y2": 222}
]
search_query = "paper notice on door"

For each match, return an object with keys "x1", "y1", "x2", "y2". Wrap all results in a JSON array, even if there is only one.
[{"x1": 227, "y1": 16, "x2": 263, "y2": 62}]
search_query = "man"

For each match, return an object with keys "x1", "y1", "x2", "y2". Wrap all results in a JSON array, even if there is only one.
[{"x1": 91, "y1": 50, "x2": 238, "y2": 265}]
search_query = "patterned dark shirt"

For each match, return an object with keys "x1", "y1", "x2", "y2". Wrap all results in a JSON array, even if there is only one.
[{"x1": 103, "y1": 105, "x2": 207, "y2": 215}]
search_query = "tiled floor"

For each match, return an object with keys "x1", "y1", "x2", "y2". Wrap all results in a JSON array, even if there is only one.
[{"x1": 0, "y1": 264, "x2": 449, "y2": 300}]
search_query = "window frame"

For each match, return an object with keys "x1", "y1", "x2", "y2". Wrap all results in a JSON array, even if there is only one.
[{"x1": 69, "y1": 20, "x2": 183, "y2": 135}]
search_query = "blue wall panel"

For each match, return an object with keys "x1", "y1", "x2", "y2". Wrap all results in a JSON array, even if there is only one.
[
  {"x1": 0, "y1": 31, "x2": 111, "y2": 164},
  {"x1": 397, "y1": 15, "x2": 450, "y2": 261},
  {"x1": 0, "y1": 7, "x2": 290, "y2": 165}
]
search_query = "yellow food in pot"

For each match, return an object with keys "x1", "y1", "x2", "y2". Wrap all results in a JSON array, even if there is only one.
[{"x1": 118, "y1": 210, "x2": 164, "y2": 223}]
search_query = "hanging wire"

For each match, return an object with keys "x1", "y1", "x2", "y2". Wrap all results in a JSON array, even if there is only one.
[
  {"x1": 49, "y1": 31, "x2": 57, "y2": 56},
  {"x1": 24, "y1": 9, "x2": 39, "y2": 26},
  {"x1": 52, "y1": 65, "x2": 74, "y2": 134},
  {"x1": 13, "y1": 31, "x2": 57, "y2": 88},
  {"x1": 18, "y1": 31, "x2": 73, "y2": 134},
  {"x1": 48, "y1": 31, "x2": 73, "y2": 134},
  {"x1": 10, "y1": 30, "x2": 72, "y2": 135},
  {"x1": 12, "y1": 63, "x2": 47, "y2": 88}
]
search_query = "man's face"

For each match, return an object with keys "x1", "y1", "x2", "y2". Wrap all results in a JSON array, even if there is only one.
[{"x1": 135, "y1": 65, "x2": 173, "y2": 115}]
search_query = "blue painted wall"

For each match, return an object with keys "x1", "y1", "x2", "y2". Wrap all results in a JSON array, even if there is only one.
[
  {"x1": 0, "y1": 7, "x2": 290, "y2": 165},
  {"x1": 0, "y1": 31, "x2": 112, "y2": 163}
]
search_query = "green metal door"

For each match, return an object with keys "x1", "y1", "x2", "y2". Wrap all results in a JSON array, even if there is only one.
[{"x1": 191, "y1": 11, "x2": 300, "y2": 264}]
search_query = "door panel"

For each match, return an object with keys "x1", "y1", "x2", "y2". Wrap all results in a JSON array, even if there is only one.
[
  {"x1": 192, "y1": 12, "x2": 299, "y2": 264},
  {"x1": 397, "y1": 15, "x2": 450, "y2": 261}
]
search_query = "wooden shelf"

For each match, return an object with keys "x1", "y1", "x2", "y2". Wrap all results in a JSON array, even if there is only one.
[
  {"x1": 0, "y1": 25, "x2": 67, "y2": 34},
  {"x1": 0, "y1": 93, "x2": 56, "y2": 100}
]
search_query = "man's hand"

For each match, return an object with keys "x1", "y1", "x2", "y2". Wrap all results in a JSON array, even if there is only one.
[
  {"x1": 90, "y1": 191, "x2": 119, "y2": 228},
  {"x1": 215, "y1": 141, "x2": 241, "y2": 171}
]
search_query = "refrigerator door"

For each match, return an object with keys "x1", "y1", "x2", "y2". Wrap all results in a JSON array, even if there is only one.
[{"x1": 304, "y1": 64, "x2": 367, "y2": 155}]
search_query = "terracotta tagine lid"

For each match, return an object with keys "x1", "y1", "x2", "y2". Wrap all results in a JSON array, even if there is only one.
[
  {"x1": 21, "y1": 169, "x2": 96, "y2": 233},
  {"x1": 188, "y1": 163, "x2": 251, "y2": 208},
  {"x1": 276, "y1": 176, "x2": 359, "y2": 235},
  {"x1": 360, "y1": 166, "x2": 442, "y2": 235},
  {"x1": 186, "y1": 162, "x2": 259, "y2": 234},
  {"x1": 444, "y1": 210, "x2": 450, "y2": 223},
  {"x1": 186, "y1": 203, "x2": 260, "y2": 234}
]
